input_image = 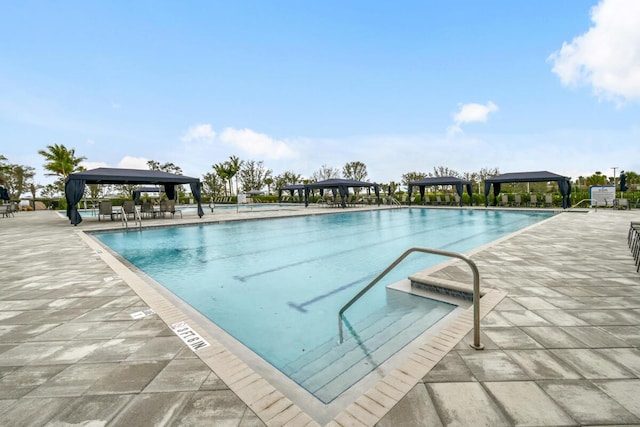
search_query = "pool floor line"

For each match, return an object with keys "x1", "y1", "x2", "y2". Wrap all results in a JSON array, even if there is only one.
[{"x1": 78, "y1": 228, "x2": 507, "y2": 426}]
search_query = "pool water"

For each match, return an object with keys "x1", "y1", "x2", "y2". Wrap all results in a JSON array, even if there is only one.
[{"x1": 95, "y1": 208, "x2": 552, "y2": 402}]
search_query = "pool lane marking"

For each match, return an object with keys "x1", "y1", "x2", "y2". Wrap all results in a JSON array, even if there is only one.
[{"x1": 286, "y1": 274, "x2": 376, "y2": 313}]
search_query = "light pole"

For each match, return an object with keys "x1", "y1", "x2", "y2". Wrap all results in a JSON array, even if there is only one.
[{"x1": 612, "y1": 166, "x2": 618, "y2": 200}]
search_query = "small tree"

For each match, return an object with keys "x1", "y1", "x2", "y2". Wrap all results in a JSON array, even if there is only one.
[
  {"x1": 273, "y1": 171, "x2": 302, "y2": 191},
  {"x1": 312, "y1": 164, "x2": 340, "y2": 181},
  {"x1": 202, "y1": 172, "x2": 224, "y2": 198},
  {"x1": 431, "y1": 166, "x2": 459, "y2": 178},
  {"x1": 147, "y1": 160, "x2": 183, "y2": 175},
  {"x1": 401, "y1": 171, "x2": 427, "y2": 188},
  {"x1": 239, "y1": 160, "x2": 272, "y2": 193}
]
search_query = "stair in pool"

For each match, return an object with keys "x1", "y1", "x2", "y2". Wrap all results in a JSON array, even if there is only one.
[
  {"x1": 281, "y1": 291, "x2": 456, "y2": 403},
  {"x1": 408, "y1": 272, "x2": 486, "y2": 301}
]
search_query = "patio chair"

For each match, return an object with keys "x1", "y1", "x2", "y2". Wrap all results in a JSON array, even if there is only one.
[
  {"x1": 158, "y1": 200, "x2": 170, "y2": 218},
  {"x1": 98, "y1": 201, "x2": 115, "y2": 221},
  {"x1": 167, "y1": 200, "x2": 182, "y2": 218},
  {"x1": 435, "y1": 195, "x2": 443, "y2": 205},
  {"x1": 453, "y1": 194, "x2": 461, "y2": 206},
  {"x1": 529, "y1": 194, "x2": 538, "y2": 207},
  {"x1": 122, "y1": 200, "x2": 135, "y2": 219},
  {"x1": 140, "y1": 201, "x2": 156, "y2": 218},
  {"x1": 544, "y1": 194, "x2": 553, "y2": 207},
  {"x1": 444, "y1": 194, "x2": 452, "y2": 205},
  {"x1": 514, "y1": 194, "x2": 522, "y2": 207},
  {"x1": 500, "y1": 194, "x2": 509, "y2": 206}
]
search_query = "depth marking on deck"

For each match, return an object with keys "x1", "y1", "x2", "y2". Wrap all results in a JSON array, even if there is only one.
[{"x1": 171, "y1": 321, "x2": 211, "y2": 351}]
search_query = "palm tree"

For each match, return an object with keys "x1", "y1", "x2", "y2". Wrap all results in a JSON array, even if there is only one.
[
  {"x1": 38, "y1": 144, "x2": 86, "y2": 179},
  {"x1": 213, "y1": 162, "x2": 233, "y2": 196},
  {"x1": 228, "y1": 155, "x2": 243, "y2": 195},
  {"x1": 264, "y1": 177, "x2": 274, "y2": 195}
]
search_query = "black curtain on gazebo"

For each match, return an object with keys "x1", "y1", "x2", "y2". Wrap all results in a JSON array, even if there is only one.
[
  {"x1": 64, "y1": 178, "x2": 85, "y2": 225},
  {"x1": 0, "y1": 186, "x2": 10, "y2": 201}
]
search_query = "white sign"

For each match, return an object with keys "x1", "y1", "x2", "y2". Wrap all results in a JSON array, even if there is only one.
[
  {"x1": 171, "y1": 321, "x2": 210, "y2": 351},
  {"x1": 590, "y1": 186, "x2": 615, "y2": 207},
  {"x1": 130, "y1": 309, "x2": 155, "y2": 319}
]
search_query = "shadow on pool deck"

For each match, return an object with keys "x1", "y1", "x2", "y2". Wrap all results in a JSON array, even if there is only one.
[{"x1": 1, "y1": 207, "x2": 640, "y2": 426}]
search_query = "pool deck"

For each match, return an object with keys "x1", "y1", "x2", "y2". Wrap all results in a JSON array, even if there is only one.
[{"x1": 1, "y1": 205, "x2": 640, "y2": 426}]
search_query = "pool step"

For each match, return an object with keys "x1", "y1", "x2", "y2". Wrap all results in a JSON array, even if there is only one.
[
  {"x1": 283, "y1": 294, "x2": 453, "y2": 403},
  {"x1": 281, "y1": 289, "x2": 414, "y2": 376},
  {"x1": 408, "y1": 272, "x2": 486, "y2": 301}
]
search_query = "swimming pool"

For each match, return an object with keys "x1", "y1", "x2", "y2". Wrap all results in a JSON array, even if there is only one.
[{"x1": 94, "y1": 208, "x2": 553, "y2": 402}]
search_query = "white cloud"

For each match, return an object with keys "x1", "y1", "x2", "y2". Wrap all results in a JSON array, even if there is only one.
[
  {"x1": 117, "y1": 156, "x2": 149, "y2": 170},
  {"x1": 80, "y1": 160, "x2": 109, "y2": 170},
  {"x1": 181, "y1": 124, "x2": 216, "y2": 144},
  {"x1": 447, "y1": 101, "x2": 499, "y2": 135},
  {"x1": 548, "y1": 0, "x2": 640, "y2": 104},
  {"x1": 219, "y1": 127, "x2": 297, "y2": 160}
]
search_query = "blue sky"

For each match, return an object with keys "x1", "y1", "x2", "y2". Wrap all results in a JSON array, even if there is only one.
[{"x1": 2, "y1": 0, "x2": 639, "y2": 188}]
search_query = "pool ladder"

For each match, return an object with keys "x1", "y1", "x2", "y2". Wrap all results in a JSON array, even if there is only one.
[
  {"x1": 121, "y1": 206, "x2": 143, "y2": 231},
  {"x1": 338, "y1": 247, "x2": 484, "y2": 350}
]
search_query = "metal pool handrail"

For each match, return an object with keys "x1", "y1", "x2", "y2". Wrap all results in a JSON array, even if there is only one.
[{"x1": 338, "y1": 246, "x2": 484, "y2": 350}]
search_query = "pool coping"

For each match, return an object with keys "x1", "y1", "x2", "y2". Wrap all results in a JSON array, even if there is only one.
[{"x1": 71, "y1": 208, "x2": 560, "y2": 425}]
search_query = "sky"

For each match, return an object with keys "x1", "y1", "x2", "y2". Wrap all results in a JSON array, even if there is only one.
[{"x1": 2, "y1": 0, "x2": 640, "y2": 190}]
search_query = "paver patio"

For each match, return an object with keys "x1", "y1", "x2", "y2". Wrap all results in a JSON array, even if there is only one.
[{"x1": 1, "y1": 207, "x2": 639, "y2": 426}]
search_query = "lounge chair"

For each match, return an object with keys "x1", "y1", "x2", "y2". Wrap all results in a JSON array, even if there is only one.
[
  {"x1": 514, "y1": 194, "x2": 522, "y2": 207},
  {"x1": 529, "y1": 194, "x2": 538, "y2": 207},
  {"x1": 453, "y1": 194, "x2": 461, "y2": 205},
  {"x1": 500, "y1": 194, "x2": 509, "y2": 206},
  {"x1": 435, "y1": 195, "x2": 443, "y2": 205},
  {"x1": 98, "y1": 201, "x2": 115, "y2": 221},
  {"x1": 544, "y1": 194, "x2": 553, "y2": 207}
]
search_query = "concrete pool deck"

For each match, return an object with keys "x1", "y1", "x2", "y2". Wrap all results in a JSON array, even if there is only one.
[{"x1": 1, "y1": 206, "x2": 640, "y2": 426}]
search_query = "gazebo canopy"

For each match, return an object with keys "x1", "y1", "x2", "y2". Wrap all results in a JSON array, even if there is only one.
[
  {"x1": 407, "y1": 176, "x2": 473, "y2": 207},
  {"x1": 304, "y1": 178, "x2": 380, "y2": 208},
  {"x1": 277, "y1": 184, "x2": 305, "y2": 202},
  {"x1": 64, "y1": 167, "x2": 204, "y2": 225},
  {"x1": 484, "y1": 171, "x2": 572, "y2": 208}
]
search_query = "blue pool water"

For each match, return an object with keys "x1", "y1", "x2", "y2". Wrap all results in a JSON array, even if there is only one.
[{"x1": 94, "y1": 208, "x2": 553, "y2": 402}]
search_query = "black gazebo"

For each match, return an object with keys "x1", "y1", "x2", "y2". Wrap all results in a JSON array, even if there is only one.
[
  {"x1": 407, "y1": 176, "x2": 473, "y2": 207},
  {"x1": 277, "y1": 184, "x2": 305, "y2": 203},
  {"x1": 484, "y1": 171, "x2": 572, "y2": 208},
  {"x1": 304, "y1": 179, "x2": 380, "y2": 208},
  {"x1": 64, "y1": 167, "x2": 204, "y2": 225}
]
